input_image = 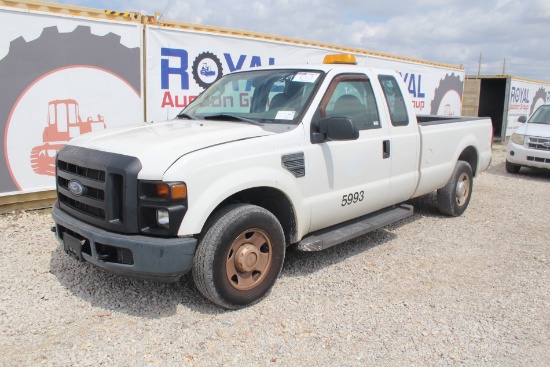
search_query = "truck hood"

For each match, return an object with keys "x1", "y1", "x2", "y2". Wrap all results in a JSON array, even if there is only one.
[
  {"x1": 515, "y1": 123, "x2": 550, "y2": 138},
  {"x1": 67, "y1": 119, "x2": 273, "y2": 179}
]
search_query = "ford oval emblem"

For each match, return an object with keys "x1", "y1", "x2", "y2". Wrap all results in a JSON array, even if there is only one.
[{"x1": 68, "y1": 180, "x2": 85, "y2": 197}]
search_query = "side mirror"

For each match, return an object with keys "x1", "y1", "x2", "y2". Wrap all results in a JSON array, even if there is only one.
[
  {"x1": 518, "y1": 115, "x2": 527, "y2": 123},
  {"x1": 315, "y1": 116, "x2": 359, "y2": 142}
]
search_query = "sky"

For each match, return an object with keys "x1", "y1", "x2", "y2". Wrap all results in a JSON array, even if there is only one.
[{"x1": 55, "y1": 0, "x2": 550, "y2": 82}]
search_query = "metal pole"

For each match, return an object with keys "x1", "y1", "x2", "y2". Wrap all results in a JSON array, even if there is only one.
[{"x1": 477, "y1": 53, "x2": 482, "y2": 75}]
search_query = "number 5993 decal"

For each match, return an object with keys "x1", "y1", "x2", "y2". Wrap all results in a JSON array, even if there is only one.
[{"x1": 341, "y1": 191, "x2": 364, "y2": 206}]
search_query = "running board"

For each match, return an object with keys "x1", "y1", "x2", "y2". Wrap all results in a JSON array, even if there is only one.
[{"x1": 296, "y1": 204, "x2": 414, "y2": 252}]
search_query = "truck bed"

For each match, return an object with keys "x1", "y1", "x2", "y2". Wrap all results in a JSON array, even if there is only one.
[
  {"x1": 412, "y1": 115, "x2": 493, "y2": 199},
  {"x1": 416, "y1": 115, "x2": 490, "y2": 126}
]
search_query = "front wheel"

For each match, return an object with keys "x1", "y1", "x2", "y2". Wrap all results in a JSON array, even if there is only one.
[
  {"x1": 505, "y1": 160, "x2": 521, "y2": 174},
  {"x1": 192, "y1": 204, "x2": 285, "y2": 309},
  {"x1": 437, "y1": 161, "x2": 473, "y2": 217}
]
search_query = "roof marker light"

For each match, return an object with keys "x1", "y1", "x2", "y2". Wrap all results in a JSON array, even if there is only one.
[{"x1": 323, "y1": 54, "x2": 357, "y2": 65}]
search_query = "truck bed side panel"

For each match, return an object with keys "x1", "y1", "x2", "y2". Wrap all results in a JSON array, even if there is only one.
[{"x1": 413, "y1": 118, "x2": 492, "y2": 198}]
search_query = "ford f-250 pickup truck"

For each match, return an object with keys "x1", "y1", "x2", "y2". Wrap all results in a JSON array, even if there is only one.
[{"x1": 52, "y1": 54, "x2": 492, "y2": 309}]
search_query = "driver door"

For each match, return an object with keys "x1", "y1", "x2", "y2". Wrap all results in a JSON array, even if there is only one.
[{"x1": 307, "y1": 74, "x2": 392, "y2": 232}]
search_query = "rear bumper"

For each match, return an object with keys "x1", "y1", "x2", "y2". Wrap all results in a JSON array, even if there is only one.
[{"x1": 52, "y1": 203, "x2": 197, "y2": 282}]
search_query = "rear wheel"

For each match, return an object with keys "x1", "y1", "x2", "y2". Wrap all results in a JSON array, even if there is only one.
[
  {"x1": 437, "y1": 161, "x2": 473, "y2": 217},
  {"x1": 192, "y1": 204, "x2": 285, "y2": 309},
  {"x1": 505, "y1": 160, "x2": 521, "y2": 174}
]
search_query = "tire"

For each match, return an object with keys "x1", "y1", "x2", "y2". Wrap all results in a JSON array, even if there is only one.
[
  {"x1": 0, "y1": 25, "x2": 140, "y2": 192},
  {"x1": 505, "y1": 160, "x2": 521, "y2": 174},
  {"x1": 192, "y1": 204, "x2": 285, "y2": 309},
  {"x1": 437, "y1": 161, "x2": 473, "y2": 217}
]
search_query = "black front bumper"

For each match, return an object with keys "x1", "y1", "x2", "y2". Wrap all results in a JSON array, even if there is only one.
[{"x1": 52, "y1": 203, "x2": 197, "y2": 282}]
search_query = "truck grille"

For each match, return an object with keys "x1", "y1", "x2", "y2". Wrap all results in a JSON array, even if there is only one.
[
  {"x1": 56, "y1": 146, "x2": 141, "y2": 234},
  {"x1": 57, "y1": 163, "x2": 116, "y2": 220},
  {"x1": 528, "y1": 136, "x2": 550, "y2": 151}
]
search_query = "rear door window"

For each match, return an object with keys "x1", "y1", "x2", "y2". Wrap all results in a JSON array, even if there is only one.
[{"x1": 379, "y1": 75, "x2": 409, "y2": 126}]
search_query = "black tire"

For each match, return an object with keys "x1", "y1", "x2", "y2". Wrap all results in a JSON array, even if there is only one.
[
  {"x1": 505, "y1": 160, "x2": 521, "y2": 174},
  {"x1": 0, "y1": 25, "x2": 140, "y2": 192},
  {"x1": 192, "y1": 204, "x2": 285, "y2": 309},
  {"x1": 437, "y1": 161, "x2": 473, "y2": 217}
]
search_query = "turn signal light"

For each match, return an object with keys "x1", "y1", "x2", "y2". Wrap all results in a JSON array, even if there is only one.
[
  {"x1": 171, "y1": 184, "x2": 187, "y2": 199},
  {"x1": 156, "y1": 183, "x2": 187, "y2": 199}
]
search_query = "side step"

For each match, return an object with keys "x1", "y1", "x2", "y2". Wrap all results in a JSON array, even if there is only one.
[{"x1": 296, "y1": 204, "x2": 414, "y2": 252}]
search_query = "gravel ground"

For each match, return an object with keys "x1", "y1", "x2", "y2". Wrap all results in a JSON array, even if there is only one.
[{"x1": 0, "y1": 143, "x2": 549, "y2": 366}]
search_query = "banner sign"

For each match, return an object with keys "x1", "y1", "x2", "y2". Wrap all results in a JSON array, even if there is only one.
[
  {"x1": 506, "y1": 79, "x2": 550, "y2": 136},
  {"x1": 0, "y1": 8, "x2": 466, "y2": 197},
  {"x1": 360, "y1": 57, "x2": 465, "y2": 117},
  {"x1": 145, "y1": 27, "x2": 465, "y2": 121},
  {"x1": 0, "y1": 7, "x2": 143, "y2": 195}
]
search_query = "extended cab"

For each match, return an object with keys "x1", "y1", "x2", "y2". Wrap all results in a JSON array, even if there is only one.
[
  {"x1": 52, "y1": 55, "x2": 492, "y2": 309},
  {"x1": 506, "y1": 104, "x2": 550, "y2": 173}
]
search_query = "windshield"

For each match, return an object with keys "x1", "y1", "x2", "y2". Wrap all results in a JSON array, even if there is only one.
[
  {"x1": 180, "y1": 69, "x2": 324, "y2": 124},
  {"x1": 528, "y1": 105, "x2": 550, "y2": 125}
]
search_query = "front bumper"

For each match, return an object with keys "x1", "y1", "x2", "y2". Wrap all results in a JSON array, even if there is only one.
[
  {"x1": 506, "y1": 140, "x2": 550, "y2": 170},
  {"x1": 52, "y1": 203, "x2": 197, "y2": 282}
]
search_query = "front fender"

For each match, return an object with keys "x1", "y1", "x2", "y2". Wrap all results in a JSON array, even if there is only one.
[
  {"x1": 181, "y1": 167, "x2": 308, "y2": 238},
  {"x1": 162, "y1": 128, "x2": 310, "y2": 239}
]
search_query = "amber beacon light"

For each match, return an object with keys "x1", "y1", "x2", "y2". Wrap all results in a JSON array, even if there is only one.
[{"x1": 323, "y1": 54, "x2": 357, "y2": 65}]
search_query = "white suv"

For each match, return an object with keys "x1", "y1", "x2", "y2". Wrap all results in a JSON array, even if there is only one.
[{"x1": 506, "y1": 104, "x2": 550, "y2": 173}]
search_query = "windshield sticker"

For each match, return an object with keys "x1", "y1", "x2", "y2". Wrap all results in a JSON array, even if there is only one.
[
  {"x1": 294, "y1": 72, "x2": 320, "y2": 83},
  {"x1": 275, "y1": 111, "x2": 296, "y2": 120}
]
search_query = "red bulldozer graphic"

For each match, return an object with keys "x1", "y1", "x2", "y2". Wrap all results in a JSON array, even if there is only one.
[{"x1": 30, "y1": 99, "x2": 106, "y2": 176}]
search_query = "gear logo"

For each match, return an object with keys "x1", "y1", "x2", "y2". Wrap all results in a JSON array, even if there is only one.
[
  {"x1": 430, "y1": 73, "x2": 463, "y2": 116},
  {"x1": 192, "y1": 52, "x2": 223, "y2": 89},
  {"x1": 530, "y1": 87, "x2": 547, "y2": 115},
  {"x1": 0, "y1": 25, "x2": 141, "y2": 193}
]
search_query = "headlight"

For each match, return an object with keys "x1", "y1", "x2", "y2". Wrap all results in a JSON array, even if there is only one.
[
  {"x1": 511, "y1": 133, "x2": 525, "y2": 145},
  {"x1": 144, "y1": 182, "x2": 187, "y2": 200},
  {"x1": 138, "y1": 181, "x2": 188, "y2": 236}
]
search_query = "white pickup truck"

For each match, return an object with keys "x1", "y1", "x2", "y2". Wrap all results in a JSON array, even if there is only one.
[
  {"x1": 52, "y1": 54, "x2": 492, "y2": 309},
  {"x1": 506, "y1": 104, "x2": 550, "y2": 173}
]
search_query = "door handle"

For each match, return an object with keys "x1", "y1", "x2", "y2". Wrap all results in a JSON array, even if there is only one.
[{"x1": 383, "y1": 140, "x2": 390, "y2": 159}]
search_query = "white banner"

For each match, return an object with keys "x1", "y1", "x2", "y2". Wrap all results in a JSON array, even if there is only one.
[
  {"x1": 506, "y1": 79, "x2": 550, "y2": 136},
  {"x1": 145, "y1": 27, "x2": 465, "y2": 121},
  {"x1": 360, "y1": 57, "x2": 465, "y2": 117},
  {"x1": 0, "y1": 9, "x2": 466, "y2": 196},
  {"x1": 0, "y1": 7, "x2": 143, "y2": 195}
]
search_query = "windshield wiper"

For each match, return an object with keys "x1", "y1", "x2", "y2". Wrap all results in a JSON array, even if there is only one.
[
  {"x1": 203, "y1": 114, "x2": 262, "y2": 126},
  {"x1": 176, "y1": 112, "x2": 194, "y2": 119}
]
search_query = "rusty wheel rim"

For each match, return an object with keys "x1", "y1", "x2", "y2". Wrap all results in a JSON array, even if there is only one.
[
  {"x1": 226, "y1": 228, "x2": 272, "y2": 291},
  {"x1": 456, "y1": 172, "x2": 471, "y2": 207}
]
